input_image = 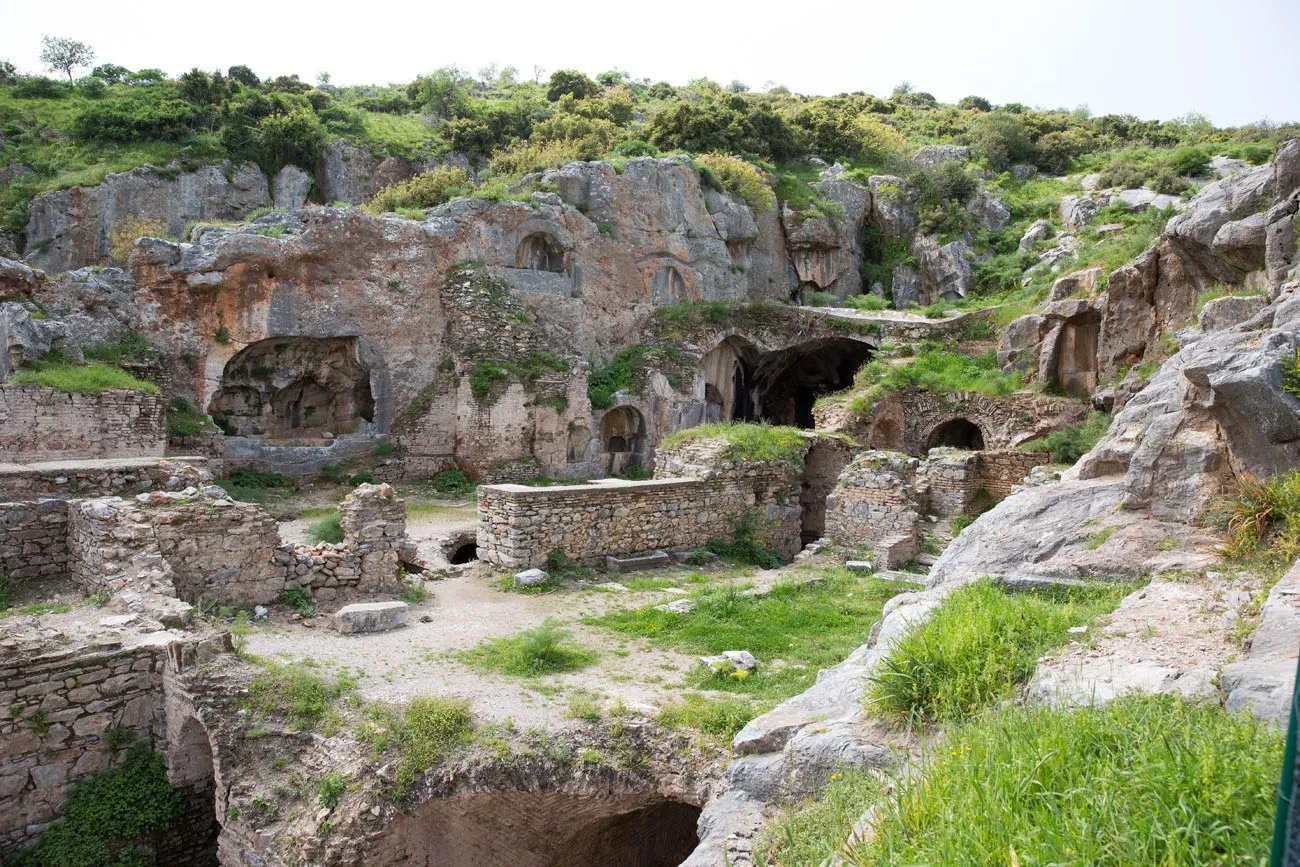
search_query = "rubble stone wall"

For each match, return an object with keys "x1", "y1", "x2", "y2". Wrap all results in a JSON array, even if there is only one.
[
  {"x1": 0, "y1": 457, "x2": 207, "y2": 501},
  {"x1": 477, "y1": 465, "x2": 801, "y2": 570},
  {"x1": 0, "y1": 499, "x2": 68, "y2": 584},
  {"x1": 0, "y1": 386, "x2": 166, "y2": 462},
  {"x1": 917, "y1": 450, "x2": 982, "y2": 516},
  {"x1": 977, "y1": 449, "x2": 1050, "y2": 499},
  {"x1": 0, "y1": 639, "x2": 167, "y2": 851},
  {"x1": 825, "y1": 451, "x2": 923, "y2": 566}
]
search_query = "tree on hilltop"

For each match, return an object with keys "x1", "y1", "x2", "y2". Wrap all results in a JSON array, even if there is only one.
[{"x1": 40, "y1": 36, "x2": 94, "y2": 82}]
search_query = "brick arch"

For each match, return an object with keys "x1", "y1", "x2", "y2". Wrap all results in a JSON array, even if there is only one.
[{"x1": 924, "y1": 417, "x2": 987, "y2": 451}]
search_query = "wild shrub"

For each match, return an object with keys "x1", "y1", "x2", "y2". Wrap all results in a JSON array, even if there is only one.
[
  {"x1": 587, "y1": 344, "x2": 648, "y2": 409},
  {"x1": 656, "y1": 694, "x2": 769, "y2": 741},
  {"x1": 366, "y1": 166, "x2": 472, "y2": 214},
  {"x1": 108, "y1": 215, "x2": 170, "y2": 263},
  {"x1": 306, "y1": 512, "x2": 343, "y2": 544},
  {"x1": 278, "y1": 586, "x2": 315, "y2": 617},
  {"x1": 758, "y1": 696, "x2": 1281, "y2": 867},
  {"x1": 393, "y1": 696, "x2": 473, "y2": 793},
  {"x1": 431, "y1": 470, "x2": 473, "y2": 494},
  {"x1": 488, "y1": 138, "x2": 583, "y2": 177},
  {"x1": 849, "y1": 349, "x2": 1021, "y2": 415},
  {"x1": 1018, "y1": 411, "x2": 1111, "y2": 465},
  {"x1": 866, "y1": 579, "x2": 1129, "y2": 724},
  {"x1": 695, "y1": 153, "x2": 775, "y2": 211},
  {"x1": 1212, "y1": 469, "x2": 1300, "y2": 563}
]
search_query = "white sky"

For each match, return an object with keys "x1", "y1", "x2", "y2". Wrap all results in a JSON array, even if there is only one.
[{"x1": 3, "y1": 0, "x2": 1296, "y2": 127}]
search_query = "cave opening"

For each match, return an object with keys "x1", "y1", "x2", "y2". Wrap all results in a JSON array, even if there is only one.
[
  {"x1": 367, "y1": 791, "x2": 701, "y2": 867},
  {"x1": 600, "y1": 406, "x2": 647, "y2": 475},
  {"x1": 518, "y1": 233, "x2": 566, "y2": 273},
  {"x1": 927, "y1": 418, "x2": 985, "y2": 451},
  {"x1": 449, "y1": 542, "x2": 478, "y2": 564}
]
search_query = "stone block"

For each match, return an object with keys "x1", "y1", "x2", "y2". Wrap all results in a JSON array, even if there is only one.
[
  {"x1": 605, "y1": 550, "x2": 671, "y2": 573},
  {"x1": 331, "y1": 601, "x2": 409, "y2": 635},
  {"x1": 514, "y1": 568, "x2": 548, "y2": 587}
]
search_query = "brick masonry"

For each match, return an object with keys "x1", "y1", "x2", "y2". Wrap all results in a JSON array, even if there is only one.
[
  {"x1": 0, "y1": 386, "x2": 166, "y2": 462},
  {"x1": 0, "y1": 457, "x2": 209, "y2": 501},
  {"x1": 0, "y1": 500, "x2": 69, "y2": 584}
]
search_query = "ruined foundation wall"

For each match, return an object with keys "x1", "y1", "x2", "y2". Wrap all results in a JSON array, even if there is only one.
[
  {"x1": 0, "y1": 457, "x2": 208, "y2": 501},
  {"x1": 477, "y1": 472, "x2": 800, "y2": 570},
  {"x1": 0, "y1": 499, "x2": 69, "y2": 584},
  {"x1": 976, "y1": 449, "x2": 1049, "y2": 499},
  {"x1": 0, "y1": 386, "x2": 166, "y2": 462},
  {"x1": 0, "y1": 639, "x2": 167, "y2": 851},
  {"x1": 825, "y1": 451, "x2": 924, "y2": 567}
]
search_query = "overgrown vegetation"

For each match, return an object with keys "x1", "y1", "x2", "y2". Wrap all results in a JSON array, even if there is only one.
[
  {"x1": 306, "y1": 511, "x2": 343, "y2": 544},
  {"x1": 867, "y1": 579, "x2": 1131, "y2": 724},
  {"x1": 11, "y1": 746, "x2": 183, "y2": 867},
  {"x1": 9, "y1": 359, "x2": 158, "y2": 394},
  {"x1": 458, "y1": 619, "x2": 598, "y2": 677},
  {"x1": 1213, "y1": 468, "x2": 1300, "y2": 564},
  {"x1": 848, "y1": 348, "x2": 1021, "y2": 415},
  {"x1": 659, "y1": 421, "x2": 807, "y2": 465},
  {"x1": 586, "y1": 345, "x2": 648, "y2": 409},
  {"x1": 656, "y1": 693, "x2": 772, "y2": 742},
  {"x1": 1018, "y1": 411, "x2": 1112, "y2": 464},
  {"x1": 245, "y1": 660, "x2": 356, "y2": 729},
  {"x1": 757, "y1": 696, "x2": 1281, "y2": 867},
  {"x1": 164, "y1": 396, "x2": 216, "y2": 437},
  {"x1": 355, "y1": 695, "x2": 476, "y2": 797},
  {"x1": 591, "y1": 569, "x2": 910, "y2": 701}
]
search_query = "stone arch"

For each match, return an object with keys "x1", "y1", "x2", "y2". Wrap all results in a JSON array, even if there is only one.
[
  {"x1": 207, "y1": 337, "x2": 375, "y2": 440},
  {"x1": 650, "y1": 265, "x2": 689, "y2": 304},
  {"x1": 164, "y1": 714, "x2": 221, "y2": 864},
  {"x1": 702, "y1": 336, "x2": 758, "y2": 422},
  {"x1": 518, "y1": 232, "x2": 566, "y2": 272},
  {"x1": 869, "y1": 417, "x2": 902, "y2": 450},
  {"x1": 600, "y1": 406, "x2": 646, "y2": 474},
  {"x1": 926, "y1": 418, "x2": 985, "y2": 451}
]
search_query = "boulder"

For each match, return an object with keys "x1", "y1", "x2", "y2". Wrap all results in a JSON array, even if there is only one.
[
  {"x1": 1114, "y1": 189, "x2": 1184, "y2": 212},
  {"x1": 1167, "y1": 162, "x2": 1274, "y2": 250},
  {"x1": 1048, "y1": 266, "x2": 1104, "y2": 301},
  {"x1": 332, "y1": 601, "x2": 409, "y2": 634},
  {"x1": 1210, "y1": 155, "x2": 1251, "y2": 179},
  {"x1": 911, "y1": 145, "x2": 969, "y2": 170},
  {"x1": 997, "y1": 313, "x2": 1048, "y2": 373},
  {"x1": 867, "y1": 175, "x2": 917, "y2": 241},
  {"x1": 513, "y1": 568, "x2": 548, "y2": 588},
  {"x1": 1276, "y1": 139, "x2": 1300, "y2": 201},
  {"x1": 1018, "y1": 218, "x2": 1051, "y2": 253},
  {"x1": 316, "y1": 139, "x2": 419, "y2": 205},
  {"x1": 1210, "y1": 212, "x2": 1269, "y2": 271},
  {"x1": 1266, "y1": 210, "x2": 1298, "y2": 287},
  {"x1": 1221, "y1": 560, "x2": 1300, "y2": 725},
  {"x1": 0, "y1": 257, "x2": 43, "y2": 300},
  {"x1": 890, "y1": 263, "x2": 922, "y2": 309},
  {"x1": 655, "y1": 598, "x2": 695, "y2": 614},
  {"x1": 1198, "y1": 294, "x2": 1266, "y2": 331},
  {"x1": 0, "y1": 302, "x2": 83, "y2": 379},
  {"x1": 966, "y1": 189, "x2": 1010, "y2": 231},
  {"x1": 1058, "y1": 195, "x2": 1100, "y2": 231},
  {"x1": 911, "y1": 235, "x2": 972, "y2": 303},
  {"x1": 1080, "y1": 173, "x2": 1103, "y2": 191},
  {"x1": 272, "y1": 165, "x2": 313, "y2": 210},
  {"x1": 1011, "y1": 164, "x2": 1038, "y2": 180}
]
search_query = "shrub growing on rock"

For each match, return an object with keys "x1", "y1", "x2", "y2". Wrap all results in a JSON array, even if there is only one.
[
  {"x1": 695, "y1": 153, "x2": 775, "y2": 211},
  {"x1": 367, "y1": 166, "x2": 472, "y2": 214}
]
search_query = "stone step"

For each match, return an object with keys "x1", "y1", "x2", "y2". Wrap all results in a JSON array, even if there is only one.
[{"x1": 606, "y1": 550, "x2": 671, "y2": 573}]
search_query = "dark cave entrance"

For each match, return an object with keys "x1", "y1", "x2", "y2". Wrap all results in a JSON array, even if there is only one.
[
  {"x1": 702, "y1": 336, "x2": 873, "y2": 430},
  {"x1": 926, "y1": 418, "x2": 985, "y2": 451},
  {"x1": 449, "y1": 542, "x2": 478, "y2": 565}
]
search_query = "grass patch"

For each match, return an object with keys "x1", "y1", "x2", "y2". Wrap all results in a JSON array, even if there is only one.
[
  {"x1": 847, "y1": 349, "x2": 1021, "y2": 416},
  {"x1": 866, "y1": 579, "x2": 1131, "y2": 724},
  {"x1": 1212, "y1": 468, "x2": 1300, "y2": 565},
  {"x1": 306, "y1": 512, "x2": 343, "y2": 544},
  {"x1": 357, "y1": 696, "x2": 475, "y2": 798},
  {"x1": 164, "y1": 396, "x2": 216, "y2": 437},
  {"x1": 587, "y1": 345, "x2": 648, "y2": 409},
  {"x1": 216, "y1": 468, "x2": 293, "y2": 505},
  {"x1": 245, "y1": 660, "x2": 357, "y2": 730},
  {"x1": 757, "y1": 696, "x2": 1280, "y2": 867},
  {"x1": 590, "y1": 569, "x2": 910, "y2": 701},
  {"x1": 659, "y1": 421, "x2": 807, "y2": 466},
  {"x1": 9, "y1": 360, "x2": 158, "y2": 394},
  {"x1": 458, "y1": 619, "x2": 598, "y2": 677},
  {"x1": 1019, "y1": 411, "x2": 1111, "y2": 465},
  {"x1": 656, "y1": 693, "x2": 772, "y2": 742},
  {"x1": 1195, "y1": 283, "x2": 1266, "y2": 317}
]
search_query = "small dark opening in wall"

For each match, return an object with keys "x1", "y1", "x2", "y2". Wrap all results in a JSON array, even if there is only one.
[{"x1": 449, "y1": 542, "x2": 478, "y2": 565}]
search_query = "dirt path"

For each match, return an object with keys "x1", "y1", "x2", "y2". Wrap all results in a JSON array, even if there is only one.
[{"x1": 242, "y1": 565, "x2": 736, "y2": 729}]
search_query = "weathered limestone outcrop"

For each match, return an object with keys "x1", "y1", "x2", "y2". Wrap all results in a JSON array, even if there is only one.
[{"x1": 25, "y1": 162, "x2": 272, "y2": 273}]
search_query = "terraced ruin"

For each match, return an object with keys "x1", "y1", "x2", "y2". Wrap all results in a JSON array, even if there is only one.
[{"x1": 1, "y1": 52, "x2": 1299, "y2": 867}]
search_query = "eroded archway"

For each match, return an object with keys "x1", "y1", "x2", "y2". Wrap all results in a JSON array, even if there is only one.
[
  {"x1": 208, "y1": 337, "x2": 374, "y2": 440},
  {"x1": 650, "y1": 265, "x2": 689, "y2": 304},
  {"x1": 518, "y1": 233, "x2": 566, "y2": 273},
  {"x1": 926, "y1": 418, "x2": 985, "y2": 451},
  {"x1": 601, "y1": 406, "x2": 647, "y2": 474}
]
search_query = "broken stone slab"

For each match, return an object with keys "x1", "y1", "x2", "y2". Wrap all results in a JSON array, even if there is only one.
[
  {"x1": 845, "y1": 561, "x2": 874, "y2": 573},
  {"x1": 701, "y1": 650, "x2": 757, "y2": 673},
  {"x1": 655, "y1": 599, "x2": 695, "y2": 614},
  {"x1": 605, "y1": 550, "x2": 671, "y2": 573},
  {"x1": 1222, "y1": 560, "x2": 1300, "y2": 725},
  {"x1": 331, "y1": 601, "x2": 408, "y2": 635},
  {"x1": 513, "y1": 568, "x2": 548, "y2": 588}
]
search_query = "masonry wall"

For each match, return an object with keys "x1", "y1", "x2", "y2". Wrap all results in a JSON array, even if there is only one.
[
  {"x1": 0, "y1": 499, "x2": 68, "y2": 584},
  {"x1": 0, "y1": 386, "x2": 166, "y2": 462},
  {"x1": 824, "y1": 451, "x2": 923, "y2": 568},
  {"x1": 977, "y1": 449, "x2": 1050, "y2": 499},
  {"x1": 917, "y1": 450, "x2": 982, "y2": 516},
  {"x1": 477, "y1": 470, "x2": 801, "y2": 570},
  {"x1": 0, "y1": 639, "x2": 167, "y2": 850},
  {"x1": 0, "y1": 457, "x2": 208, "y2": 501}
]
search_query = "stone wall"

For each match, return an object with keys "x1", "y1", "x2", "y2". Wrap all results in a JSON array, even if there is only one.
[
  {"x1": 0, "y1": 457, "x2": 207, "y2": 501},
  {"x1": 977, "y1": 449, "x2": 1050, "y2": 499},
  {"x1": 0, "y1": 386, "x2": 166, "y2": 463},
  {"x1": 67, "y1": 483, "x2": 408, "y2": 607},
  {"x1": 916, "y1": 449, "x2": 982, "y2": 516},
  {"x1": 825, "y1": 451, "x2": 924, "y2": 568},
  {"x1": 477, "y1": 450, "x2": 802, "y2": 569},
  {"x1": 0, "y1": 637, "x2": 168, "y2": 850},
  {"x1": 0, "y1": 499, "x2": 68, "y2": 585}
]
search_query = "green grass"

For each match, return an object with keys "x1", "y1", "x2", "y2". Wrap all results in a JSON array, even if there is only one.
[
  {"x1": 1019, "y1": 411, "x2": 1112, "y2": 465},
  {"x1": 306, "y1": 512, "x2": 343, "y2": 544},
  {"x1": 587, "y1": 344, "x2": 649, "y2": 409},
  {"x1": 1195, "y1": 283, "x2": 1267, "y2": 317},
  {"x1": 757, "y1": 696, "x2": 1281, "y2": 867},
  {"x1": 458, "y1": 619, "x2": 598, "y2": 677},
  {"x1": 9, "y1": 360, "x2": 158, "y2": 394},
  {"x1": 866, "y1": 579, "x2": 1132, "y2": 724},
  {"x1": 355, "y1": 695, "x2": 475, "y2": 797},
  {"x1": 656, "y1": 693, "x2": 773, "y2": 742},
  {"x1": 1212, "y1": 468, "x2": 1300, "y2": 564},
  {"x1": 847, "y1": 349, "x2": 1022, "y2": 416},
  {"x1": 659, "y1": 421, "x2": 807, "y2": 466},
  {"x1": 1, "y1": 601, "x2": 73, "y2": 619},
  {"x1": 245, "y1": 661, "x2": 357, "y2": 730},
  {"x1": 590, "y1": 569, "x2": 911, "y2": 701}
]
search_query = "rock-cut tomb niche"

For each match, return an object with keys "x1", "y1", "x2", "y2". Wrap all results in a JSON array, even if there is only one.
[
  {"x1": 600, "y1": 406, "x2": 647, "y2": 474},
  {"x1": 517, "y1": 232, "x2": 566, "y2": 273},
  {"x1": 208, "y1": 337, "x2": 374, "y2": 440}
]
